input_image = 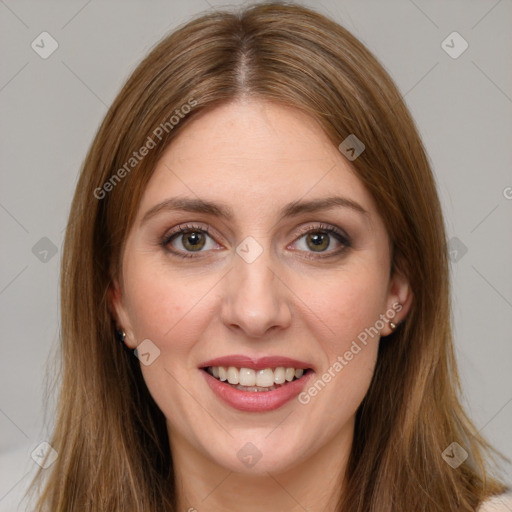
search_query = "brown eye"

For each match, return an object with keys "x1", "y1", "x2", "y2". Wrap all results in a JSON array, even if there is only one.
[
  {"x1": 291, "y1": 225, "x2": 350, "y2": 257},
  {"x1": 180, "y1": 231, "x2": 206, "y2": 251},
  {"x1": 306, "y1": 232, "x2": 330, "y2": 252},
  {"x1": 162, "y1": 224, "x2": 221, "y2": 258}
]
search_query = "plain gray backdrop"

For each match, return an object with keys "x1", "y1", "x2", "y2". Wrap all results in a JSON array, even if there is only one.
[{"x1": 1, "y1": 0, "x2": 511, "y2": 510}]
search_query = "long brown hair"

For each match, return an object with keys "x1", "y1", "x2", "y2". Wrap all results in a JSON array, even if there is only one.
[{"x1": 28, "y1": 2, "x2": 507, "y2": 510}]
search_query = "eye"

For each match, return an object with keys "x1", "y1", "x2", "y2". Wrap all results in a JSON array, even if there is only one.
[
  {"x1": 291, "y1": 224, "x2": 350, "y2": 256},
  {"x1": 161, "y1": 222, "x2": 350, "y2": 259},
  {"x1": 162, "y1": 224, "x2": 220, "y2": 257}
]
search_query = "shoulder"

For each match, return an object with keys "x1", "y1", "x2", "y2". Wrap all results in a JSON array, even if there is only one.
[{"x1": 478, "y1": 492, "x2": 512, "y2": 512}]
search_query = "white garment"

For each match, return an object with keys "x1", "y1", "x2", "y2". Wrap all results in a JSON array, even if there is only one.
[{"x1": 478, "y1": 492, "x2": 512, "y2": 512}]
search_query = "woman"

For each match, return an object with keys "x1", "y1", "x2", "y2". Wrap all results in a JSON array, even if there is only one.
[{"x1": 27, "y1": 3, "x2": 510, "y2": 511}]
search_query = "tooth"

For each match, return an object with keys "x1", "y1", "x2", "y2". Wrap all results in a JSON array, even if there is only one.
[
  {"x1": 227, "y1": 366, "x2": 239, "y2": 385},
  {"x1": 218, "y1": 366, "x2": 227, "y2": 381},
  {"x1": 239, "y1": 368, "x2": 256, "y2": 386},
  {"x1": 285, "y1": 367, "x2": 295, "y2": 382},
  {"x1": 256, "y1": 368, "x2": 274, "y2": 387},
  {"x1": 213, "y1": 365, "x2": 307, "y2": 386},
  {"x1": 274, "y1": 367, "x2": 286, "y2": 384}
]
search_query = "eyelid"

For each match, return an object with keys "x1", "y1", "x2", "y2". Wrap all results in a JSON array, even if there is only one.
[
  {"x1": 162, "y1": 222, "x2": 215, "y2": 244},
  {"x1": 163, "y1": 222, "x2": 211, "y2": 239},
  {"x1": 287, "y1": 222, "x2": 351, "y2": 258},
  {"x1": 293, "y1": 222, "x2": 350, "y2": 242},
  {"x1": 160, "y1": 222, "x2": 222, "y2": 259}
]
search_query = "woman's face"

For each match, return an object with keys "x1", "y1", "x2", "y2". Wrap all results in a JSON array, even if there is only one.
[{"x1": 111, "y1": 99, "x2": 410, "y2": 476}]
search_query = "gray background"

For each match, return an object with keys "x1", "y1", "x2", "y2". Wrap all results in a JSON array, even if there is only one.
[{"x1": 1, "y1": 0, "x2": 511, "y2": 509}]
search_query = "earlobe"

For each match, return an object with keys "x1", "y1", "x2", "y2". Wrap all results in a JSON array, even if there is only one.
[
  {"x1": 108, "y1": 279, "x2": 136, "y2": 348},
  {"x1": 383, "y1": 270, "x2": 413, "y2": 336}
]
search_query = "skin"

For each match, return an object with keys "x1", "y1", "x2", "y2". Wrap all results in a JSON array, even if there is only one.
[{"x1": 111, "y1": 99, "x2": 412, "y2": 511}]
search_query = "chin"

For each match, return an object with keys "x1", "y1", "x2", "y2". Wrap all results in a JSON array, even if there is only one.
[{"x1": 203, "y1": 432, "x2": 309, "y2": 476}]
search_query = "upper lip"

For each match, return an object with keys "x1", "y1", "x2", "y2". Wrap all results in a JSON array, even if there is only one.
[{"x1": 199, "y1": 355, "x2": 313, "y2": 371}]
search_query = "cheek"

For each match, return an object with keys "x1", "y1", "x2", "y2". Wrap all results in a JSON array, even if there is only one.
[
  {"x1": 293, "y1": 265, "x2": 388, "y2": 410},
  {"x1": 122, "y1": 257, "x2": 219, "y2": 353},
  {"x1": 298, "y1": 265, "x2": 389, "y2": 352},
  {"x1": 296, "y1": 344, "x2": 376, "y2": 432},
  {"x1": 121, "y1": 261, "x2": 219, "y2": 422}
]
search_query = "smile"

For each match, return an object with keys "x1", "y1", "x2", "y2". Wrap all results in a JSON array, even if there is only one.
[{"x1": 199, "y1": 355, "x2": 314, "y2": 412}]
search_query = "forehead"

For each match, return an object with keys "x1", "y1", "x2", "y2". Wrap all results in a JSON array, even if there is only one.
[{"x1": 136, "y1": 99, "x2": 377, "y2": 221}]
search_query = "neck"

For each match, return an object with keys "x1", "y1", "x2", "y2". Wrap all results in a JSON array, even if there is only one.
[{"x1": 169, "y1": 420, "x2": 354, "y2": 512}]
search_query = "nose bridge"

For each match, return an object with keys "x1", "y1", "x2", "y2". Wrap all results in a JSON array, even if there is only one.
[{"x1": 220, "y1": 242, "x2": 291, "y2": 337}]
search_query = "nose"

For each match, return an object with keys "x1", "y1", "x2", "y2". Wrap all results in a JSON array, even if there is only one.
[{"x1": 219, "y1": 247, "x2": 292, "y2": 338}]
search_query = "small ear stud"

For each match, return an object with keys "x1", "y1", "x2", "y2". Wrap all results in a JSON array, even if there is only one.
[
  {"x1": 389, "y1": 322, "x2": 397, "y2": 331},
  {"x1": 116, "y1": 329, "x2": 126, "y2": 344},
  {"x1": 116, "y1": 329, "x2": 133, "y2": 352}
]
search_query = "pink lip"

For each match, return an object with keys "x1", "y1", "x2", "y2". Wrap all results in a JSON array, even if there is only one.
[
  {"x1": 201, "y1": 369, "x2": 314, "y2": 412},
  {"x1": 199, "y1": 354, "x2": 312, "y2": 371}
]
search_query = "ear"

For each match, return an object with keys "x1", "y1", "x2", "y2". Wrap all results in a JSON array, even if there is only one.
[
  {"x1": 380, "y1": 269, "x2": 413, "y2": 336},
  {"x1": 109, "y1": 278, "x2": 137, "y2": 349}
]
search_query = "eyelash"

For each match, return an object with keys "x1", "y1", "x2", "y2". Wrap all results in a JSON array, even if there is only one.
[{"x1": 160, "y1": 222, "x2": 351, "y2": 260}]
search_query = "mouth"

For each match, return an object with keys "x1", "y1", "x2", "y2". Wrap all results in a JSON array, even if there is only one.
[
  {"x1": 198, "y1": 356, "x2": 315, "y2": 412},
  {"x1": 203, "y1": 365, "x2": 311, "y2": 392}
]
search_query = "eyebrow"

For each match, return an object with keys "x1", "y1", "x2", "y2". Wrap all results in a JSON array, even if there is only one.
[{"x1": 141, "y1": 195, "x2": 368, "y2": 225}]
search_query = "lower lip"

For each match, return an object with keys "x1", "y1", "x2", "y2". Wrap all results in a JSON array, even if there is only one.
[{"x1": 201, "y1": 369, "x2": 313, "y2": 412}]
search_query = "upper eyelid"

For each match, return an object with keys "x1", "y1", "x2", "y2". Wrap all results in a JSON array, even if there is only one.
[
  {"x1": 294, "y1": 222, "x2": 349, "y2": 240},
  {"x1": 164, "y1": 222, "x2": 211, "y2": 235}
]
